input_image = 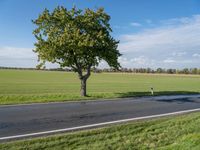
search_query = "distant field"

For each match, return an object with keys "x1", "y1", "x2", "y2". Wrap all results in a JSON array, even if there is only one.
[
  {"x1": 0, "y1": 69, "x2": 200, "y2": 105},
  {"x1": 1, "y1": 111, "x2": 200, "y2": 149}
]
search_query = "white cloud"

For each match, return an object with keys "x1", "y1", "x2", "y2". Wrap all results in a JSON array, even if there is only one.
[
  {"x1": 130, "y1": 56, "x2": 146, "y2": 64},
  {"x1": 118, "y1": 57, "x2": 129, "y2": 66},
  {"x1": 117, "y1": 56, "x2": 155, "y2": 68},
  {"x1": 130, "y1": 22, "x2": 142, "y2": 27},
  {"x1": 118, "y1": 15, "x2": 200, "y2": 68},
  {"x1": 130, "y1": 56, "x2": 154, "y2": 65},
  {"x1": 145, "y1": 19, "x2": 152, "y2": 24},
  {"x1": 0, "y1": 46, "x2": 59, "y2": 68},
  {"x1": 113, "y1": 25, "x2": 127, "y2": 29},
  {"x1": 160, "y1": 16, "x2": 197, "y2": 26},
  {"x1": 0, "y1": 47, "x2": 36, "y2": 67},
  {"x1": 193, "y1": 53, "x2": 200, "y2": 58},
  {"x1": 163, "y1": 58, "x2": 176, "y2": 63},
  {"x1": 0, "y1": 47, "x2": 36, "y2": 59},
  {"x1": 120, "y1": 15, "x2": 200, "y2": 52},
  {"x1": 172, "y1": 52, "x2": 187, "y2": 57}
]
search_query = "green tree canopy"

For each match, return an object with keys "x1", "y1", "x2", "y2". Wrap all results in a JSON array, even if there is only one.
[{"x1": 33, "y1": 6, "x2": 121, "y2": 96}]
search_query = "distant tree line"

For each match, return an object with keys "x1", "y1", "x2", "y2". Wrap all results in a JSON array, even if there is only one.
[
  {"x1": 0, "y1": 66, "x2": 72, "y2": 72},
  {"x1": 1, "y1": 66, "x2": 200, "y2": 75},
  {"x1": 93, "y1": 67, "x2": 200, "y2": 75}
]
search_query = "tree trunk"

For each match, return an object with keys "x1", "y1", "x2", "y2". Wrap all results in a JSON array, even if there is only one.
[
  {"x1": 78, "y1": 64, "x2": 91, "y2": 97},
  {"x1": 80, "y1": 78, "x2": 87, "y2": 96}
]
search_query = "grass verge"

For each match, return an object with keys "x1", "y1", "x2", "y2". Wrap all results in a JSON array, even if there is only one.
[{"x1": 1, "y1": 111, "x2": 200, "y2": 149}]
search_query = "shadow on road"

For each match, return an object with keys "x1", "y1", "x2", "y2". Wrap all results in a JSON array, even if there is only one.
[
  {"x1": 115, "y1": 91, "x2": 200, "y2": 98},
  {"x1": 156, "y1": 97, "x2": 200, "y2": 103},
  {"x1": 115, "y1": 91, "x2": 200, "y2": 103}
]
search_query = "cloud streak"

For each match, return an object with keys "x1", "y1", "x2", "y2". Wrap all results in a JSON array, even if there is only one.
[
  {"x1": 0, "y1": 47, "x2": 36, "y2": 59},
  {"x1": 0, "y1": 46, "x2": 38, "y2": 67},
  {"x1": 118, "y1": 15, "x2": 200, "y2": 68},
  {"x1": 130, "y1": 22, "x2": 142, "y2": 27}
]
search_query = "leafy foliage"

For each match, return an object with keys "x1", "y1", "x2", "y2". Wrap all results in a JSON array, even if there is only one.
[{"x1": 32, "y1": 6, "x2": 121, "y2": 74}]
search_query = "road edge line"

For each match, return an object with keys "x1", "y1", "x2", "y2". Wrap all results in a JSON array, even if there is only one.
[{"x1": 1, "y1": 108, "x2": 200, "y2": 140}]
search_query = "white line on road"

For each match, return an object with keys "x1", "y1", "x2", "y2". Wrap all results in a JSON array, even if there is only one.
[{"x1": 1, "y1": 108, "x2": 200, "y2": 141}]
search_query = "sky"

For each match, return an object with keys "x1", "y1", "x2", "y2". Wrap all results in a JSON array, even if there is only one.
[{"x1": 0, "y1": 0, "x2": 200, "y2": 69}]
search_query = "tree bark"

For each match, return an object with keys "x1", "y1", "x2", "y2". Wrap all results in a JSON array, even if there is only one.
[
  {"x1": 80, "y1": 78, "x2": 87, "y2": 96},
  {"x1": 77, "y1": 64, "x2": 91, "y2": 97}
]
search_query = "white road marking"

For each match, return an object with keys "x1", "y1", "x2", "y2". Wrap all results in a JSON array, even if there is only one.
[{"x1": 1, "y1": 108, "x2": 200, "y2": 141}]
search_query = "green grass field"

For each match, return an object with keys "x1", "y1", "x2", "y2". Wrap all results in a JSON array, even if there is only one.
[
  {"x1": 0, "y1": 69, "x2": 200, "y2": 105},
  {"x1": 1, "y1": 112, "x2": 200, "y2": 149}
]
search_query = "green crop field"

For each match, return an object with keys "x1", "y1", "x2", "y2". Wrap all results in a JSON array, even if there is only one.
[
  {"x1": 0, "y1": 69, "x2": 200, "y2": 105},
  {"x1": 1, "y1": 111, "x2": 200, "y2": 149}
]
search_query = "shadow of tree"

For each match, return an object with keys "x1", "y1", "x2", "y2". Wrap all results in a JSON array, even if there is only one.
[
  {"x1": 115, "y1": 91, "x2": 200, "y2": 98},
  {"x1": 155, "y1": 97, "x2": 200, "y2": 103}
]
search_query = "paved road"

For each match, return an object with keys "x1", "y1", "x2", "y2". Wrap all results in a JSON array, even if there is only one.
[{"x1": 1, "y1": 95, "x2": 200, "y2": 141}]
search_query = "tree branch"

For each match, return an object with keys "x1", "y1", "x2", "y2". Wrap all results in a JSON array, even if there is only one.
[{"x1": 83, "y1": 64, "x2": 92, "y2": 79}]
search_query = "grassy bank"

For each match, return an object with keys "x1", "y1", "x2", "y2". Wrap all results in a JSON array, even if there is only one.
[
  {"x1": 1, "y1": 111, "x2": 200, "y2": 149},
  {"x1": 0, "y1": 69, "x2": 200, "y2": 104}
]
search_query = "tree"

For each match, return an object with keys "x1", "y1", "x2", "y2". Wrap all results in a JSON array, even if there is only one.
[
  {"x1": 156, "y1": 68, "x2": 163, "y2": 73},
  {"x1": 182, "y1": 68, "x2": 189, "y2": 74},
  {"x1": 32, "y1": 6, "x2": 121, "y2": 96},
  {"x1": 191, "y1": 68, "x2": 198, "y2": 74}
]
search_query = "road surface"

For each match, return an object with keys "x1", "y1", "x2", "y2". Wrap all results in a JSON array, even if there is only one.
[{"x1": 1, "y1": 95, "x2": 200, "y2": 141}]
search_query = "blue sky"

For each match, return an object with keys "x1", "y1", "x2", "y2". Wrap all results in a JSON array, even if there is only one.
[{"x1": 0, "y1": 0, "x2": 200, "y2": 68}]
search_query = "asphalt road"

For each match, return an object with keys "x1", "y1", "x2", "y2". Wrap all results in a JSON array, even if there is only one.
[{"x1": 1, "y1": 95, "x2": 200, "y2": 141}]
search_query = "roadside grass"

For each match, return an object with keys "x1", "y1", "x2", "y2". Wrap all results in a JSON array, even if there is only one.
[
  {"x1": 0, "y1": 69, "x2": 200, "y2": 105},
  {"x1": 1, "y1": 111, "x2": 200, "y2": 149}
]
